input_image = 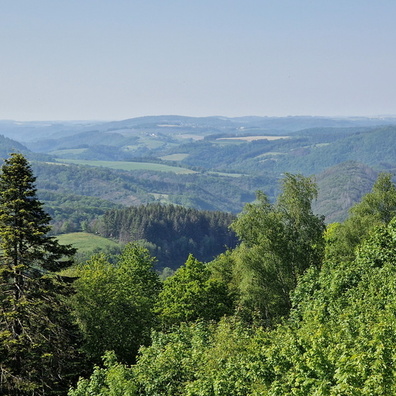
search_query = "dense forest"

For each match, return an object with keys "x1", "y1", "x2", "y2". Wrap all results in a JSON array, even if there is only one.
[
  {"x1": 3, "y1": 152, "x2": 396, "y2": 395},
  {"x1": 92, "y1": 203, "x2": 238, "y2": 270}
]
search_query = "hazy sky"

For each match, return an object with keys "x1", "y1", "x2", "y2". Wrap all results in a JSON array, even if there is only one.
[{"x1": 1, "y1": 0, "x2": 396, "y2": 121}]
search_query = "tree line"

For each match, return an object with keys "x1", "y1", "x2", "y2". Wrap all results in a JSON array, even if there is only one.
[
  {"x1": 2, "y1": 153, "x2": 396, "y2": 394},
  {"x1": 93, "y1": 203, "x2": 238, "y2": 269}
]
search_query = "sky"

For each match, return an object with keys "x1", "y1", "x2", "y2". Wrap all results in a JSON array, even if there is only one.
[{"x1": 1, "y1": 0, "x2": 396, "y2": 121}]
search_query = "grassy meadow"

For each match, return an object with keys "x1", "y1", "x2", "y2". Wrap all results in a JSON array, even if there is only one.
[
  {"x1": 56, "y1": 232, "x2": 120, "y2": 253},
  {"x1": 56, "y1": 159, "x2": 197, "y2": 174}
]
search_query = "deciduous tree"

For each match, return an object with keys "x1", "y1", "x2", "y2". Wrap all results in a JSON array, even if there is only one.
[
  {"x1": 155, "y1": 254, "x2": 234, "y2": 329},
  {"x1": 230, "y1": 173, "x2": 325, "y2": 322},
  {"x1": 325, "y1": 172, "x2": 396, "y2": 263},
  {"x1": 72, "y1": 243, "x2": 161, "y2": 364}
]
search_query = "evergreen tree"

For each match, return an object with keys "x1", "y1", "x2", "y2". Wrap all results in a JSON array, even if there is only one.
[{"x1": 0, "y1": 153, "x2": 81, "y2": 395}]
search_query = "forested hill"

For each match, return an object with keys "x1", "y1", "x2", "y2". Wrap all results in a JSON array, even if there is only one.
[
  {"x1": 0, "y1": 134, "x2": 54, "y2": 162},
  {"x1": 3, "y1": 116, "x2": 396, "y2": 225},
  {"x1": 92, "y1": 203, "x2": 238, "y2": 270},
  {"x1": 313, "y1": 161, "x2": 379, "y2": 222},
  {"x1": 272, "y1": 125, "x2": 396, "y2": 175},
  {"x1": 0, "y1": 134, "x2": 30, "y2": 158}
]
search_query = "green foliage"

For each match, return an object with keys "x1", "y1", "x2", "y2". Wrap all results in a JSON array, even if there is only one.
[
  {"x1": 129, "y1": 318, "x2": 272, "y2": 396},
  {"x1": 183, "y1": 319, "x2": 271, "y2": 396},
  {"x1": 273, "y1": 219, "x2": 396, "y2": 395},
  {"x1": 66, "y1": 169, "x2": 396, "y2": 395},
  {"x1": 0, "y1": 154, "x2": 76, "y2": 272},
  {"x1": 350, "y1": 172, "x2": 396, "y2": 224},
  {"x1": 155, "y1": 255, "x2": 234, "y2": 328},
  {"x1": 230, "y1": 174, "x2": 325, "y2": 322},
  {"x1": 0, "y1": 153, "x2": 82, "y2": 395},
  {"x1": 130, "y1": 219, "x2": 396, "y2": 395},
  {"x1": 96, "y1": 203, "x2": 238, "y2": 270},
  {"x1": 134, "y1": 323, "x2": 210, "y2": 396},
  {"x1": 68, "y1": 351, "x2": 137, "y2": 396},
  {"x1": 71, "y1": 244, "x2": 161, "y2": 364},
  {"x1": 325, "y1": 173, "x2": 396, "y2": 263}
]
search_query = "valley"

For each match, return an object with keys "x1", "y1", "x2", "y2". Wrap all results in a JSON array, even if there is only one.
[{"x1": 1, "y1": 115, "x2": 396, "y2": 267}]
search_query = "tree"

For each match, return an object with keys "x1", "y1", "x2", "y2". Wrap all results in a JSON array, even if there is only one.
[
  {"x1": 68, "y1": 351, "x2": 136, "y2": 396},
  {"x1": 155, "y1": 254, "x2": 234, "y2": 329},
  {"x1": 70, "y1": 219, "x2": 396, "y2": 396},
  {"x1": 271, "y1": 219, "x2": 396, "y2": 395},
  {"x1": 325, "y1": 173, "x2": 396, "y2": 263},
  {"x1": 230, "y1": 174, "x2": 325, "y2": 322},
  {"x1": 133, "y1": 322, "x2": 212, "y2": 396},
  {"x1": 71, "y1": 243, "x2": 161, "y2": 364},
  {"x1": 0, "y1": 153, "x2": 81, "y2": 395}
]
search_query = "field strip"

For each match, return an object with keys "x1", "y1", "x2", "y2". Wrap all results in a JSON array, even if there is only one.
[
  {"x1": 217, "y1": 136, "x2": 289, "y2": 141},
  {"x1": 57, "y1": 159, "x2": 197, "y2": 174}
]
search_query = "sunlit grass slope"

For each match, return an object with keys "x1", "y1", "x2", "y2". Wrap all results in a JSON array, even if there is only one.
[
  {"x1": 56, "y1": 159, "x2": 196, "y2": 174},
  {"x1": 56, "y1": 232, "x2": 119, "y2": 253}
]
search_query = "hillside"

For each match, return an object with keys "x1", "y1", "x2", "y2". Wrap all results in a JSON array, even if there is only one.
[
  {"x1": 31, "y1": 161, "x2": 270, "y2": 215},
  {"x1": 0, "y1": 135, "x2": 29, "y2": 158},
  {"x1": 313, "y1": 161, "x2": 379, "y2": 222},
  {"x1": 272, "y1": 125, "x2": 396, "y2": 175},
  {"x1": 4, "y1": 116, "x2": 396, "y2": 144},
  {"x1": 2, "y1": 116, "x2": 396, "y2": 226}
]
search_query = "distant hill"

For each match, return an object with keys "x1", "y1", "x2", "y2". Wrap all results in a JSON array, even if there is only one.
[
  {"x1": 313, "y1": 162, "x2": 379, "y2": 223},
  {"x1": 2, "y1": 115, "x2": 396, "y2": 143},
  {"x1": 31, "y1": 161, "x2": 270, "y2": 215},
  {"x1": 0, "y1": 120, "x2": 102, "y2": 142},
  {"x1": 26, "y1": 130, "x2": 139, "y2": 154},
  {"x1": 273, "y1": 125, "x2": 396, "y2": 175},
  {"x1": 0, "y1": 134, "x2": 30, "y2": 158},
  {"x1": 2, "y1": 116, "x2": 396, "y2": 227},
  {"x1": 0, "y1": 134, "x2": 51, "y2": 162}
]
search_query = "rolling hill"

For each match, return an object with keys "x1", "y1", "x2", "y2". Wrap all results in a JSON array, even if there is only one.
[{"x1": 1, "y1": 116, "x2": 396, "y2": 230}]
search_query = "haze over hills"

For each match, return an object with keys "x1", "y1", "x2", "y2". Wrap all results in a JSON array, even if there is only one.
[
  {"x1": 1, "y1": 115, "x2": 396, "y2": 227},
  {"x1": 2, "y1": 115, "x2": 396, "y2": 143}
]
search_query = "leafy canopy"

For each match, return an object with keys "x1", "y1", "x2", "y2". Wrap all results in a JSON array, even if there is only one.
[
  {"x1": 229, "y1": 173, "x2": 325, "y2": 322},
  {"x1": 155, "y1": 254, "x2": 234, "y2": 329},
  {"x1": 72, "y1": 243, "x2": 161, "y2": 364}
]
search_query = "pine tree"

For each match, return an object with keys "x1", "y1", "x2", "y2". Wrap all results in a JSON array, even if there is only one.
[{"x1": 0, "y1": 153, "x2": 82, "y2": 395}]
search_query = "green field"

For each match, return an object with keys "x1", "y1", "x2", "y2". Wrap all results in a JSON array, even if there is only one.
[
  {"x1": 56, "y1": 232, "x2": 119, "y2": 252},
  {"x1": 57, "y1": 159, "x2": 197, "y2": 174},
  {"x1": 217, "y1": 135, "x2": 290, "y2": 141},
  {"x1": 256, "y1": 152, "x2": 285, "y2": 158},
  {"x1": 137, "y1": 137, "x2": 166, "y2": 149},
  {"x1": 50, "y1": 148, "x2": 88, "y2": 156},
  {"x1": 151, "y1": 193, "x2": 170, "y2": 202},
  {"x1": 207, "y1": 171, "x2": 244, "y2": 178},
  {"x1": 160, "y1": 153, "x2": 189, "y2": 161}
]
